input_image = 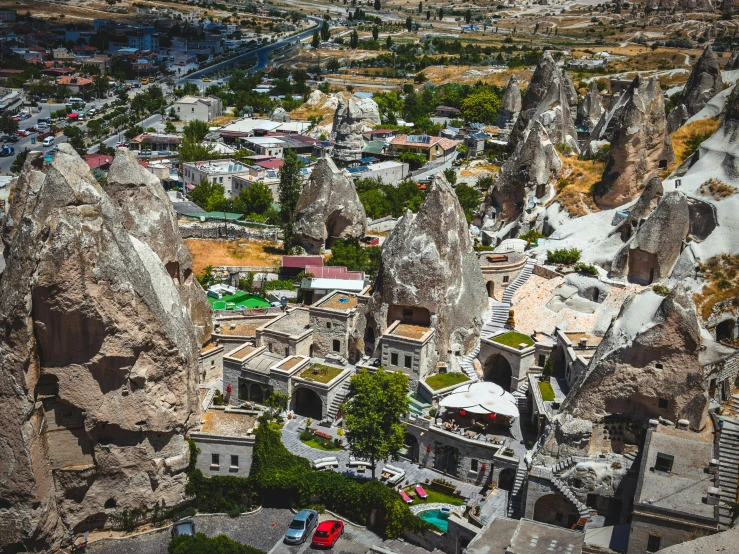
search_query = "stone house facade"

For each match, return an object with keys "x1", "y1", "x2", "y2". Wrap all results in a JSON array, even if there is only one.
[
  {"x1": 478, "y1": 332, "x2": 538, "y2": 393},
  {"x1": 477, "y1": 251, "x2": 527, "y2": 299},
  {"x1": 380, "y1": 321, "x2": 436, "y2": 388},
  {"x1": 308, "y1": 291, "x2": 368, "y2": 362},
  {"x1": 199, "y1": 342, "x2": 224, "y2": 386},
  {"x1": 190, "y1": 406, "x2": 258, "y2": 478},
  {"x1": 256, "y1": 308, "x2": 313, "y2": 358}
]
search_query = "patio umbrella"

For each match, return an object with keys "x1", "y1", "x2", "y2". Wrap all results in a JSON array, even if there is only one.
[{"x1": 438, "y1": 381, "x2": 520, "y2": 418}]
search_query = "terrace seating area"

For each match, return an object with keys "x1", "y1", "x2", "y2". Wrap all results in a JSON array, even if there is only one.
[
  {"x1": 312, "y1": 456, "x2": 340, "y2": 470},
  {"x1": 381, "y1": 464, "x2": 406, "y2": 486}
]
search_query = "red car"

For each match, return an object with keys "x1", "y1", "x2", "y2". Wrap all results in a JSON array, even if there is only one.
[
  {"x1": 311, "y1": 520, "x2": 344, "y2": 548},
  {"x1": 16, "y1": 130, "x2": 30, "y2": 137}
]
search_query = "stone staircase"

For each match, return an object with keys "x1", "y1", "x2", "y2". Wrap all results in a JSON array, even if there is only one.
[
  {"x1": 327, "y1": 379, "x2": 352, "y2": 422},
  {"x1": 554, "y1": 456, "x2": 578, "y2": 474},
  {"x1": 717, "y1": 417, "x2": 739, "y2": 529},
  {"x1": 507, "y1": 465, "x2": 529, "y2": 519},
  {"x1": 549, "y1": 472, "x2": 591, "y2": 518},
  {"x1": 481, "y1": 260, "x2": 535, "y2": 338},
  {"x1": 513, "y1": 378, "x2": 530, "y2": 413},
  {"x1": 458, "y1": 343, "x2": 481, "y2": 382}
]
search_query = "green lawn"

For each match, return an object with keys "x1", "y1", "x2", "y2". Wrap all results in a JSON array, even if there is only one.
[
  {"x1": 538, "y1": 381, "x2": 555, "y2": 401},
  {"x1": 425, "y1": 372, "x2": 470, "y2": 391},
  {"x1": 301, "y1": 436, "x2": 341, "y2": 451},
  {"x1": 299, "y1": 364, "x2": 343, "y2": 384},
  {"x1": 403, "y1": 487, "x2": 465, "y2": 506},
  {"x1": 491, "y1": 331, "x2": 535, "y2": 348},
  {"x1": 207, "y1": 291, "x2": 270, "y2": 310}
]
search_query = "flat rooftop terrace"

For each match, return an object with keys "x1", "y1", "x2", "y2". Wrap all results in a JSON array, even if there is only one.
[
  {"x1": 262, "y1": 308, "x2": 311, "y2": 336},
  {"x1": 201, "y1": 409, "x2": 256, "y2": 437},
  {"x1": 390, "y1": 323, "x2": 431, "y2": 340},
  {"x1": 314, "y1": 292, "x2": 358, "y2": 312}
]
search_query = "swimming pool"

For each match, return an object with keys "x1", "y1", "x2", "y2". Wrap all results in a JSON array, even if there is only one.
[{"x1": 418, "y1": 509, "x2": 450, "y2": 533}]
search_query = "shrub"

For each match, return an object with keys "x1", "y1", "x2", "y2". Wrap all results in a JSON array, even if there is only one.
[
  {"x1": 519, "y1": 229, "x2": 544, "y2": 247},
  {"x1": 573, "y1": 263, "x2": 598, "y2": 275},
  {"x1": 168, "y1": 533, "x2": 266, "y2": 554},
  {"x1": 546, "y1": 248, "x2": 581, "y2": 265},
  {"x1": 652, "y1": 285, "x2": 671, "y2": 296}
]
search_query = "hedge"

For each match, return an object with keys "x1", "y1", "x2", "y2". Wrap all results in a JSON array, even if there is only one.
[{"x1": 187, "y1": 415, "x2": 430, "y2": 539}]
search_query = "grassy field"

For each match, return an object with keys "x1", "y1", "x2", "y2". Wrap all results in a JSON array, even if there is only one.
[
  {"x1": 492, "y1": 331, "x2": 535, "y2": 348},
  {"x1": 549, "y1": 156, "x2": 604, "y2": 217},
  {"x1": 184, "y1": 239, "x2": 283, "y2": 275},
  {"x1": 426, "y1": 373, "x2": 470, "y2": 391},
  {"x1": 300, "y1": 435, "x2": 341, "y2": 451},
  {"x1": 299, "y1": 364, "x2": 344, "y2": 384},
  {"x1": 668, "y1": 117, "x2": 721, "y2": 172}
]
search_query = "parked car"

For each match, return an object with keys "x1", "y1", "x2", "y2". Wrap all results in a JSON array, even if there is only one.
[
  {"x1": 11, "y1": 115, "x2": 22, "y2": 121},
  {"x1": 42, "y1": 136, "x2": 54, "y2": 147},
  {"x1": 284, "y1": 509, "x2": 319, "y2": 544},
  {"x1": 6, "y1": 135, "x2": 19, "y2": 143},
  {"x1": 37, "y1": 122, "x2": 49, "y2": 129},
  {"x1": 116, "y1": 142, "x2": 128, "y2": 148},
  {"x1": 0, "y1": 146, "x2": 15, "y2": 157},
  {"x1": 171, "y1": 518, "x2": 195, "y2": 538},
  {"x1": 16, "y1": 130, "x2": 30, "y2": 137},
  {"x1": 311, "y1": 520, "x2": 344, "y2": 548},
  {"x1": 0, "y1": 135, "x2": 10, "y2": 142}
]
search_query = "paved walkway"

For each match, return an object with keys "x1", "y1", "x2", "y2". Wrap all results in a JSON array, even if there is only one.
[{"x1": 282, "y1": 416, "x2": 484, "y2": 501}]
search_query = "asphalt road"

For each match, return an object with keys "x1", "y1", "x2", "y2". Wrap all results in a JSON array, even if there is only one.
[{"x1": 0, "y1": 104, "x2": 69, "y2": 174}]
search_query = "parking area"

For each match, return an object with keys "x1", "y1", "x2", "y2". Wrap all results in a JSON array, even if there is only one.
[{"x1": 86, "y1": 508, "x2": 382, "y2": 554}]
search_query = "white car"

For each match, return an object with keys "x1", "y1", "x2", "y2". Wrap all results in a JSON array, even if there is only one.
[{"x1": 42, "y1": 136, "x2": 55, "y2": 147}]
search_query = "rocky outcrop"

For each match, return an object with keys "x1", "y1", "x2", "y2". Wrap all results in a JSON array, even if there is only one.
[
  {"x1": 508, "y1": 51, "x2": 579, "y2": 154},
  {"x1": 726, "y1": 50, "x2": 739, "y2": 71},
  {"x1": 366, "y1": 172, "x2": 487, "y2": 367},
  {"x1": 577, "y1": 81, "x2": 603, "y2": 131},
  {"x1": 562, "y1": 285, "x2": 708, "y2": 430},
  {"x1": 331, "y1": 95, "x2": 381, "y2": 162},
  {"x1": 496, "y1": 75, "x2": 522, "y2": 128},
  {"x1": 562, "y1": 69, "x2": 579, "y2": 112},
  {"x1": 593, "y1": 76, "x2": 674, "y2": 208},
  {"x1": 106, "y1": 148, "x2": 212, "y2": 344},
  {"x1": 667, "y1": 46, "x2": 724, "y2": 133},
  {"x1": 647, "y1": 0, "x2": 716, "y2": 10},
  {"x1": 478, "y1": 121, "x2": 562, "y2": 240},
  {"x1": 610, "y1": 175, "x2": 664, "y2": 241},
  {"x1": 611, "y1": 190, "x2": 690, "y2": 281},
  {"x1": 293, "y1": 156, "x2": 367, "y2": 253},
  {"x1": 0, "y1": 145, "x2": 201, "y2": 552}
]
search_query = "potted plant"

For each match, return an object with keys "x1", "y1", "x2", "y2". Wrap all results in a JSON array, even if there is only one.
[{"x1": 474, "y1": 505, "x2": 481, "y2": 516}]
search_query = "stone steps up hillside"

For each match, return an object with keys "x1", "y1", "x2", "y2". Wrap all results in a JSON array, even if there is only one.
[
  {"x1": 549, "y1": 472, "x2": 591, "y2": 518},
  {"x1": 718, "y1": 418, "x2": 739, "y2": 529},
  {"x1": 481, "y1": 260, "x2": 534, "y2": 338},
  {"x1": 328, "y1": 379, "x2": 353, "y2": 422},
  {"x1": 507, "y1": 465, "x2": 529, "y2": 519},
  {"x1": 458, "y1": 344, "x2": 481, "y2": 382}
]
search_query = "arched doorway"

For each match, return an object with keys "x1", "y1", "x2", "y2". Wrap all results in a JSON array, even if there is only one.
[
  {"x1": 487, "y1": 281, "x2": 495, "y2": 298},
  {"x1": 717, "y1": 319, "x2": 736, "y2": 341},
  {"x1": 483, "y1": 354, "x2": 513, "y2": 392},
  {"x1": 293, "y1": 387, "x2": 323, "y2": 419},
  {"x1": 498, "y1": 468, "x2": 516, "y2": 492},
  {"x1": 533, "y1": 493, "x2": 579, "y2": 529},
  {"x1": 400, "y1": 433, "x2": 419, "y2": 461}
]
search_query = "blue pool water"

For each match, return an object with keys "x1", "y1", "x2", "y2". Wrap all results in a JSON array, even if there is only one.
[{"x1": 418, "y1": 509, "x2": 450, "y2": 532}]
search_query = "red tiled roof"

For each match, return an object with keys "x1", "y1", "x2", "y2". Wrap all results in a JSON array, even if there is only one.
[
  {"x1": 282, "y1": 256, "x2": 324, "y2": 269},
  {"x1": 256, "y1": 159, "x2": 284, "y2": 170},
  {"x1": 437, "y1": 137, "x2": 459, "y2": 151},
  {"x1": 304, "y1": 265, "x2": 365, "y2": 280},
  {"x1": 57, "y1": 76, "x2": 93, "y2": 86},
  {"x1": 83, "y1": 154, "x2": 113, "y2": 168},
  {"x1": 390, "y1": 135, "x2": 441, "y2": 148}
]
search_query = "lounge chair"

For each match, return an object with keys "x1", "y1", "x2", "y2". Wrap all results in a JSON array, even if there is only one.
[
  {"x1": 399, "y1": 490, "x2": 413, "y2": 504},
  {"x1": 415, "y1": 485, "x2": 428, "y2": 500}
]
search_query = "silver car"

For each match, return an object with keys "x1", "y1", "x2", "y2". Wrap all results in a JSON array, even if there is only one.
[{"x1": 284, "y1": 509, "x2": 319, "y2": 544}]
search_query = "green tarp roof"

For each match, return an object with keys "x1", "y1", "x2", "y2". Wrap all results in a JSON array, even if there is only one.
[{"x1": 362, "y1": 141, "x2": 385, "y2": 155}]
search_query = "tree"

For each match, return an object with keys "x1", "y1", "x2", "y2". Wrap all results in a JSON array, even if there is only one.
[
  {"x1": 189, "y1": 179, "x2": 229, "y2": 212},
  {"x1": 455, "y1": 183, "x2": 479, "y2": 223},
  {"x1": 374, "y1": 0, "x2": 380, "y2": 10},
  {"x1": 278, "y1": 149, "x2": 303, "y2": 252},
  {"x1": 350, "y1": 29, "x2": 359, "y2": 49},
  {"x1": 465, "y1": 9, "x2": 471, "y2": 24},
  {"x1": 385, "y1": 35, "x2": 393, "y2": 50},
  {"x1": 326, "y1": 58, "x2": 341, "y2": 73},
  {"x1": 9, "y1": 148, "x2": 29, "y2": 174},
  {"x1": 179, "y1": 140, "x2": 220, "y2": 164},
  {"x1": 405, "y1": 16, "x2": 413, "y2": 32},
  {"x1": 344, "y1": 368, "x2": 408, "y2": 480},
  {"x1": 438, "y1": 7, "x2": 444, "y2": 19},
  {"x1": 265, "y1": 391, "x2": 289, "y2": 415},
  {"x1": 442, "y1": 167, "x2": 457, "y2": 185},
  {"x1": 320, "y1": 20, "x2": 331, "y2": 41},
  {"x1": 235, "y1": 181, "x2": 273, "y2": 215},
  {"x1": 0, "y1": 116, "x2": 19, "y2": 135},
  {"x1": 326, "y1": 237, "x2": 376, "y2": 274},
  {"x1": 418, "y1": 1, "x2": 422, "y2": 14},
  {"x1": 426, "y1": 9, "x2": 431, "y2": 20},
  {"x1": 460, "y1": 89, "x2": 501, "y2": 124},
  {"x1": 312, "y1": 31, "x2": 320, "y2": 48},
  {"x1": 168, "y1": 533, "x2": 266, "y2": 554},
  {"x1": 372, "y1": 25, "x2": 379, "y2": 41},
  {"x1": 183, "y1": 119, "x2": 210, "y2": 142}
]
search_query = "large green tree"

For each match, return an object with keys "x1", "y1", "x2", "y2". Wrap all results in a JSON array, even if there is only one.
[
  {"x1": 0, "y1": 116, "x2": 19, "y2": 135},
  {"x1": 235, "y1": 181, "x2": 273, "y2": 216},
  {"x1": 278, "y1": 149, "x2": 303, "y2": 252},
  {"x1": 183, "y1": 119, "x2": 210, "y2": 142},
  {"x1": 169, "y1": 533, "x2": 265, "y2": 554},
  {"x1": 455, "y1": 183, "x2": 480, "y2": 223},
  {"x1": 460, "y1": 89, "x2": 501, "y2": 124},
  {"x1": 189, "y1": 179, "x2": 229, "y2": 212},
  {"x1": 179, "y1": 140, "x2": 220, "y2": 164},
  {"x1": 343, "y1": 368, "x2": 408, "y2": 479}
]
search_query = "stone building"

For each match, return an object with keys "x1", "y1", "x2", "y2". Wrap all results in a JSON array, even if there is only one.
[
  {"x1": 477, "y1": 331, "x2": 551, "y2": 393},
  {"x1": 550, "y1": 329, "x2": 602, "y2": 388},
  {"x1": 379, "y1": 321, "x2": 436, "y2": 388},
  {"x1": 199, "y1": 342, "x2": 225, "y2": 386},
  {"x1": 466, "y1": 517, "x2": 584, "y2": 554},
  {"x1": 477, "y1": 250, "x2": 528, "y2": 299},
  {"x1": 628, "y1": 422, "x2": 719, "y2": 553},
  {"x1": 190, "y1": 406, "x2": 257, "y2": 478},
  {"x1": 308, "y1": 290, "x2": 369, "y2": 362},
  {"x1": 256, "y1": 308, "x2": 313, "y2": 358}
]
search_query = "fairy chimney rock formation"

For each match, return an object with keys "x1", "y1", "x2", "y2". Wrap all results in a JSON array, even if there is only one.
[
  {"x1": 366, "y1": 172, "x2": 487, "y2": 366},
  {"x1": 479, "y1": 121, "x2": 562, "y2": 237},
  {"x1": 331, "y1": 95, "x2": 381, "y2": 162},
  {"x1": 577, "y1": 81, "x2": 604, "y2": 131},
  {"x1": 497, "y1": 75, "x2": 522, "y2": 128},
  {"x1": 562, "y1": 285, "x2": 708, "y2": 430},
  {"x1": 293, "y1": 156, "x2": 367, "y2": 254},
  {"x1": 667, "y1": 45, "x2": 724, "y2": 133},
  {"x1": 726, "y1": 50, "x2": 739, "y2": 71},
  {"x1": 594, "y1": 76, "x2": 674, "y2": 209},
  {"x1": 508, "y1": 51, "x2": 579, "y2": 154},
  {"x1": 0, "y1": 144, "x2": 201, "y2": 552},
  {"x1": 106, "y1": 148, "x2": 213, "y2": 344}
]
